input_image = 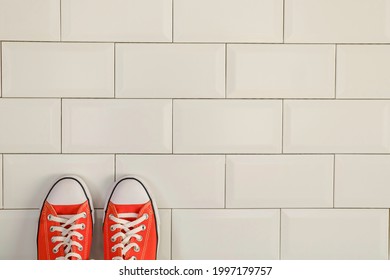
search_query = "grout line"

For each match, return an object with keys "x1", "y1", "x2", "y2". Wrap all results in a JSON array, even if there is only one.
[
  {"x1": 224, "y1": 155, "x2": 227, "y2": 208},
  {"x1": 281, "y1": 100, "x2": 284, "y2": 153},
  {"x1": 334, "y1": 44, "x2": 337, "y2": 99},
  {"x1": 171, "y1": 99, "x2": 174, "y2": 154},
  {"x1": 113, "y1": 43, "x2": 116, "y2": 98},
  {"x1": 171, "y1": 0, "x2": 174, "y2": 43},
  {"x1": 170, "y1": 208, "x2": 173, "y2": 260},
  {"x1": 333, "y1": 154, "x2": 336, "y2": 208},
  {"x1": 279, "y1": 209, "x2": 282, "y2": 260},
  {"x1": 60, "y1": 98, "x2": 63, "y2": 153},
  {"x1": 225, "y1": 44, "x2": 227, "y2": 98},
  {"x1": 282, "y1": 0, "x2": 285, "y2": 43}
]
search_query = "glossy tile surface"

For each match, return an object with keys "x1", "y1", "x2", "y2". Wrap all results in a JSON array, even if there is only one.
[
  {"x1": 116, "y1": 44, "x2": 225, "y2": 98},
  {"x1": 172, "y1": 209, "x2": 280, "y2": 259},
  {"x1": 285, "y1": 0, "x2": 390, "y2": 43},
  {"x1": 284, "y1": 100, "x2": 390, "y2": 153},
  {"x1": 62, "y1": 0, "x2": 172, "y2": 42},
  {"x1": 174, "y1": 0, "x2": 283, "y2": 42},
  {"x1": 0, "y1": 99, "x2": 60, "y2": 153},
  {"x1": 227, "y1": 155, "x2": 333, "y2": 208},
  {"x1": 173, "y1": 100, "x2": 282, "y2": 153},
  {"x1": 116, "y1": 155, "x2": 225, "y2": 208},
  {"x1": 281, "y1": 209, "x2": 389, "y2": 259},
  {"x1": 63, "y1": 99, "x2": 172, "y2": 153},
  {"x1": 3, "y1": 155, "x2": 114, "y2": 208},
  {"x1": 2, "y1": 43, "x2": 114, "y2": 98},
  {"x1": 228, "y1": 44, "x2": 335, "y2": 98}
]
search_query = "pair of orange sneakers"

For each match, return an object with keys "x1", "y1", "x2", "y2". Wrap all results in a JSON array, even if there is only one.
[{"x1": 37, "y1": 176, "x2": 159, "y2": 260}]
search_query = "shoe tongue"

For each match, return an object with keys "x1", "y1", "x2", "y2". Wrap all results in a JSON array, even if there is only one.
[
  {"x1": 52, "y1": 203, "x2": 84, "y2": 217},
  {"x1": 114, "y1": 203, "x2": 146, "y2": 221}
]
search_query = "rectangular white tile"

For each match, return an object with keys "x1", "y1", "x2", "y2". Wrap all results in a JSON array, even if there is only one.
[
  {"x1": 3, "y1": 155, "x2": 114, "y2": 209},
  {"x1": 116, "y1": 155, "x2": 225, "y2": 208},
  {"x1": 335, "y1": 156, "x2": 390, "y2": 208},
  {"x1": 172, "y1": 209, "x2": 280, "y2": 259},
  {"x1": 0, "y1": 99, "x2": 60, "y2": 153},
  {"x1": 226, "y1": 155, "x2": 333, "y2": 208},
  {"x1": 63, "y1": 99, "x2": 172, "y2": 153},
  {"x1": 174, "y1": 0, "x2": 283, "y2": 42},
  {"x1": 337, "y1": 45, "x2": 390, "y2": 99},
  {"x1": 91, "y1": 209, "x2": 171, "y2": 260},
  {"x1": 174, "y1": 100, "x2": 282, "y2": 153},
  {"x1": 0, "y1": 210, "x2": 39, "y2": 259},
  {"x1": 0, "y1": 0, "x2": 60, "y2": 41},
  {"x1": 2, "y1": 43, "x2": 114, "y2": 98},
  {"x1": 284, "y1": 100, "x2": 390, "y2": 153},
  {"x1": 116, "y1": 44, "x2": 225, "y2": 98},
  {"x1": 62, "y1": 0, "x2": 172, "y2": 42},
  {"x1": 285, "y1": 0, "x2": 390, "y2": 43},
  {"x1": 281, "y1": 209, "x2": 388, "y2": 260},
  {"x1": 227, "y1": 44, "x2": 335, "y2": 98}
]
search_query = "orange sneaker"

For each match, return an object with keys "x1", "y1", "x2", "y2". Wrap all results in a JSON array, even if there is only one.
[
  {"x1": 37, "y1": 176, "x2": 94, "y2": 260},
  {"x1": 103, "y1": 177, "x2": 159, "y2": 260}
]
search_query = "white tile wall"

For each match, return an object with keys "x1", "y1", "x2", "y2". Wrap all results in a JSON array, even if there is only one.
[
  {"x1": 116, "y1": 44, "x2": 225, "y2": 98},
  {"x1": 3, "y1": 155, "x2": 114, "y2": 209},
  {"x1": 173, "y1": 100, "x2": 282, "y2": 153},
  {"x1": 227, "y1": 44, "x2": 335, "y2": 98},
  {"x1": 116, "y1": 155, "x2": 225, "y2": 208},
  {"x1": 0, "y1": 0, "x2": 60, "y2": 41},
  {"x1": 2, "y1": 43, "x2": 114, "y2": 98},
  {"x1": 1, "y1": 0, "x2": 390, "y2": 260},
  {"x1": 174, "y1": 0, "x2": 283, "y2": 42},
  {"x1": 281, "y1": 209, "x2": 389, "y2": 260},
  {"x1": 335, "y1": 156, "x2": 390, "y2": 208},
  {"x1": 62, "y1": 0, "x2": 172, "y2": 42},
  {"x1": 172, "y1": 209, "x2": 280, "y2": 259},
  {"x1": 285, "y1": 0, "x2": 390, "y2": 43},
  {"x1": 337, "y1": 45, "x2": 390, "y2": 99},
  {"x1": 226, "y1": 155, "x2": 334, "y2": 208},
  {"x1": 0, "y1": 99, "x2": 61, "y2": 153},
  {"x1": 62, "y1": 99, "x2": 172, "y2": 153},
  {"x1": 284, "y1": 100, "x2": 390, "y2": 153}
]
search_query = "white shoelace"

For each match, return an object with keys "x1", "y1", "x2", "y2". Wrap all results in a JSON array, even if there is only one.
[
  {"x1": 48, "y1": 212, "x2": 86, "y2": 260},
  {"x1": 109, "y1": 213, "x2": 148, "y2": 260}
]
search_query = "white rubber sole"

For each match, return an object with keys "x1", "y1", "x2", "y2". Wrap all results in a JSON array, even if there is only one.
[{"x1": 103, "y1": 176, "x2": 160, "y2": 257}]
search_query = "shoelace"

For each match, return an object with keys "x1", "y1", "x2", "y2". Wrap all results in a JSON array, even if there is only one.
[
  {"x1": 109, "y1": 213, "x2": 148, "y2": 260},
  {"x1": 48, "y1": 212, "x2": 86, "y2": 260}
]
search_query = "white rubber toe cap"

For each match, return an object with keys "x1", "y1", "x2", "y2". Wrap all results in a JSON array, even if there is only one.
[
  {"x1": 110, "y1": 178, "x2": 150, "y2": 205},
  {"x1": 47, "y1": 177, "x2": 88, "y2": 205}
]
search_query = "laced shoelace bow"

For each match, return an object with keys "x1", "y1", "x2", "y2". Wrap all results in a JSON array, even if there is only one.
[
  {"x1": 48, "y1": 212, "x2": 87, "y2": 260},
  {"x1": 109, "y1": 213, "x2": 148, "y2": 260}
]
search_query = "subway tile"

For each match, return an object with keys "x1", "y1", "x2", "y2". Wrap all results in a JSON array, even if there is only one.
[
  {"x1": 0, "y1": 210, "x2": 39, "y2": 259},
  {"x1": 227, "y1": 44, "x2": 335, "y2": 98},
  {"x1": 226, "y1": 155, "x2": 333, "y2": 208},
  {"x1": 0, "y1": 0, "x2": 60, "y2": 41},
  {"x1": 91, "y1": 209, "x2": 171, "y2": 260},
  {"x1": 3, "y1": 155, "x2": 114, "y2": 209},
  {"x1": 335, "y1": 156, "x2": 390, "y2": 208},
  {"x1": 174, "y1": 0, "x2": 283, "y2": 42},
  {"x1": 2, "y1": 43, "x2": 114, "y2": 98},
  {"x1": 281, "y1": 209, "x2": 388, "y2": 260},
  {"x1": 62, "y1": 0, "x2": 172, "y2": 42},
  {"x1": 285, "y1": 0, "x2": 390, "y2": 43},
  {"x1": 63, "y1": 99, "x2": 172, "y2": 153},
  {"x1": 337, "y1": 45, "x2": 390, "y2": 99},
  {"x1": 172, "y1": 209, "x2": 280, "y2": 259},
  {"x1": 173, "y1": 100, "x2": 282, "y2": 153},
  {"x1": 284, "y1": 100, "x2": 390, "y2": 153},
  {"x1": 0, "y1": 99, "x2": 60, "y2": 153},
  {"x1": 116, "y1": 155, "x2": 225, "y2": 208},
  {"x1": 116, "y1": 44, "x2": 225, "y2": 98}
]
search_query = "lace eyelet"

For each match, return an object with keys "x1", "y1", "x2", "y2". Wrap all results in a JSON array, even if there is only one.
[
  {"x1": 52, "y1": 248, "x2": 58, "y2": 254},
  {"x1": 143, "y1": 213, "x2": 149, "y2": 220},
  {"x1": 50, "y1": 226, "x2": 54, "y2": 232},
  {"x1": 111, "y1": 237, "x2": 116, "y2": 242},
  {"x1": 78, "y1": 235, "x2": 84, "y2": 241},
  {"x1": 51, "y1": 237, "x2": 55, "y2": 243},
  {"x1": 78, "y1": 246, "x2": 83, "y2": 252},
  {"x1": 111, "y1": 247, "x2": 116, "y2": 253},
  {"x1": 134, "y1": 246, "x2": 140, "y2": 253},
  {"x1": 141, "y1": 225, "x2": 146, "y2": 231},
  {"x1": 82, "y1": 212, "x2": 87, "y2": 218},
  {"x1": 47, "y1": 214, "x2": 53, "y2": 221},
  {"x1": 110, "y1": 225, "x2": 115, "y2": 231},
  {"x1": 80, "y1": 223, "x2": 85, "y2": 230},
  {"x1": 130, "y1": 256, "x2": 137, "y2": 260}
]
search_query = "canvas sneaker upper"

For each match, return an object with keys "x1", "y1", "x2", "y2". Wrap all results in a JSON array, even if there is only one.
[
  {"x1": 37, "y1": 176, "x2": 94, "y2": 260},
  {"x1": 103, "y1": 177, "x2": 159, "y2": 260}
]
